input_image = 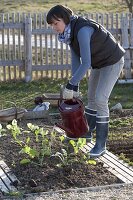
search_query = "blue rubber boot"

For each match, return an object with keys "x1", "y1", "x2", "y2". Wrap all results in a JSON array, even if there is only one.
[
  {"x1": 90, "y1": 116, "x2": 109, "y2": 158},
  {"x1": 82, "y1": 107, "x2": 97, "y2": 140}
]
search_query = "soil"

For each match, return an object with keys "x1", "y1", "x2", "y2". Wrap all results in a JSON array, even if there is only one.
[
  {"x1": 108, "y1": 109, "x2": 133, "y2": 163},
  {"x1": 0, "y1": 109, "x2": 132, "y2": 195}
]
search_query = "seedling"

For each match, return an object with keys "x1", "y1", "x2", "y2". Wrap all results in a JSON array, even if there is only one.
[{"x1": 6, "y1": 119, "x2": 57, "y2": 166}]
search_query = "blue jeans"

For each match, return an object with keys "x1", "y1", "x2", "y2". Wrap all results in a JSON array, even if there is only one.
[{"x1": 87, "y1": 57, "x2": 124, "y2": 116}]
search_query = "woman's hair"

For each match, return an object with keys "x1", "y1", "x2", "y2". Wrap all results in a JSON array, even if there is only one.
[{"x1": 46, "y1": 5, "x2": 73, "y2": 25}]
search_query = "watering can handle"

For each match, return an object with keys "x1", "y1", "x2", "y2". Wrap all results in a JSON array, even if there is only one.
[
  {"x1": 58, "y1": 97, "x2": 84, "y2": 110},
  {"x1": 58, "y1": 84, "x2": 84, "y2": 109}
]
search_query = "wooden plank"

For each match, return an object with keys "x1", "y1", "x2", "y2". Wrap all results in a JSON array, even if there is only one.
[
  {"x1": 12, "y1": 13, "x2": 16, "y2": 60},
  {"x1": 25, "y1": 17, "x2": 32, "y2": 82},
  {"x1": 0, "y1": 160, "x2": 18, "y2": 193},
  {"x1": 12, "y1": 13, "x2": 17, "y2": 81},
  {"x1": 101, "y1": 145, "x2": 133, "y2": 172},
  {"x1": 6, "y1": 13, "x2": 11, "y2": 81},
  {"x1": 0, "y1": 177, "x2": 9, "y2": 193},
  {"x1": 43, "y1": 13, "x2": 47, "y2": 29},
  {"x1": 0, "y1": 160, "x2": 19, "y2": 184},
  {"x1": 129, "y1": 18, "x2": 133, "y2": 71},
  {"x1": 0, "y1": 23, "x2": 24, "y2": 29},
  {"x1": 85, "y1": 143, "x2": 133, "y2": 176},
  {"x1": 39, "y1": 13, "x2": 43, "y2": 78},
  {"x1": 34, "y1": 13, "x2": 39, "y2": 80},
  {"x1": 100, "y1": 13, "x2": 104, "y2": 25},
  {"x1": 32, "y1": 28, "x2": 57, "y2": 35},
  {"x1": 84, "y1": 143, "x2": 133, "y2": 183},
  {"x1": 121, "y1": 17, "x2": 131, "y2": 79},
  {"x1": 110, "y1": 13, "x2": 114, "y2": 34},
  {"x1": 44, "y1": 34, "x2": 48, "y2": 77},
  {"x1": 17, "y1": 12, "x2": 23, "y2": 80},
  {"x1": 96, "y1": 13, "x2": 99, "y2": 23},
  {"x1": 115, "y1": 13, "x2": 119, "y2": 41},
  {"x1": 65, "y1": 44, "x2": 69, "y2": 78},
  {"x1": 60, "y1": 42, "x2": 64, "y2": 78},
  {"x1": 17, "y1": 13, "x2": 21, "y2": 59},
  {"x1": 0, "y1": 60, "x2": 24, "y2": 66},
  {"x1": 1, "y1": 14, "x2": 5, "y2": 60},
  {"x1": 55, "y1": 34, "x2": 58, "y2": 78},
  {"x1": 44, "y1": 13, "x2": 49, "y2": 78},
  {"x1": 6, "y1": 13, "x2": 10, "y2": 60},
  {"x1": 105, "y1": 13, "x2": 109, "y2": 30},
  {"x1": 81, "y1": 146, "x2": 132, "y2": 184},
  {"x1": 90, "y1": 13, "x2": 94, "y2": 19},
  {"x1": 22, "y1": 13, "x2": 26, "y2": 80},
  {"x1": 32, "y1": 27, "x2": 121, "y2": 35},
  {"x1": 1, "y1": 14, "x2": 6, "y2": 82},
  {"x1": 50, "y1": 33, "x2": 54, "y2": 78},
  {"x1": 3, "y1": 66, "x2": 6, "y2": 81},
  {"x1": 32, "y1": 64, "x2": 71, "y2": 71}
]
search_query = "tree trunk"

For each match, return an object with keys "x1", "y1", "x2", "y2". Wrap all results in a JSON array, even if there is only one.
[{"x1": 125, "y1": 0, "x2": 133, "y2": 13}]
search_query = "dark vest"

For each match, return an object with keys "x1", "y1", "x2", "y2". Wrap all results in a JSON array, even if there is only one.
[{"x1": 70, "y1": 16, "x2": 125, "y2": 68}]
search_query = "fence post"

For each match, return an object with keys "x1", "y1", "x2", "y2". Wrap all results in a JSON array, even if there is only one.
[
  {"x1": 25, "y1": 17, "x2": 32, "y2": 82},
  {"x1": 129, "y1": 18, "x2": 133, "y2": 69},
  {"x1": 121, "y1": 17, "x2": 132, "y2": 79}
]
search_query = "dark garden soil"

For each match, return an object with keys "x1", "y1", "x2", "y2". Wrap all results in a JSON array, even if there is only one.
[
  {"x1": 0, "y1": 109, "x2": 132, "y2": 195},
  {"x1": 108, "y1": 109, "x2": 133, "y2": 163}
]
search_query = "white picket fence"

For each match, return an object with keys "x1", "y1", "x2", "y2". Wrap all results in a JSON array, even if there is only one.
[{"x1": 0, "y1": 12, "x2": 133, "y2": 82}]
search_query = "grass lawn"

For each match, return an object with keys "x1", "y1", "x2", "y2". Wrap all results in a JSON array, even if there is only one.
[
  {"x1": 0, "y1": 0, "x2": 129, "y2": 14},
  {"x1": 0, "y1": 78, "x2": 132, "y2": 111}
]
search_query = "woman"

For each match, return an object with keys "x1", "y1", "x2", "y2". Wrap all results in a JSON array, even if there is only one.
[{"x1": 46, "y1": 5, "x2": 125, "y2": 158}]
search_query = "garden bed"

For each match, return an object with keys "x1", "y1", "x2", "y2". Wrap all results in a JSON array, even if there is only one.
[
  {"x1": 108, "y1": 109, "x2": 133, "y2": 165},
  {"x1": 0, "y1": 109, "x2": 132, "y2": 195}
]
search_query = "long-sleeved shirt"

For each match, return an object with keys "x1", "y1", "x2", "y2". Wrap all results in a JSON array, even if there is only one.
[{"x1": 70, "y1": 26, "x2": 94, "y2": 86}]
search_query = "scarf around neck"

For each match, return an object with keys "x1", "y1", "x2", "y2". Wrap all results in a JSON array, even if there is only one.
[
  {"x1": 58, "y1": 15, "x2": 77, "y2": 44},
  {"x1": 58, "y1": 23, "x2": 71, "y2": 45}
]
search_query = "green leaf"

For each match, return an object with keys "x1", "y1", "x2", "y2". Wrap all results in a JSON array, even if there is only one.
[
  {"x1": 20, "y1": 158, "x2": 31, "y2": 165},
  {"x1": 12, "y1": 119, "x2": 17, "y2": 126},
  {"x1": 20, "y1": 146, "x2": 38, "y2": 158},
  {"x1": 27, "y1": 123, "x2": 39, "y2": 131},
  {"x1": 59, "y1": 135, "x2": 65, "y2": 142},
  {"x1": 51, "y1": 131, "x2": 56, "y2": 138},
  {"x1": 87, "y1": 159, "x2": 97, "y2": 165},
  {"x1": 29, "y1": 148, "x2": 39, "y2": 158},
  {"x1": 26, "y1": 136, "x2": 30, "y2": 144},
  {"x1": 6, "y1": 124, "x2": 12, "y2": 130},
  {"x1": 22, "y1": 146, "x2": 31, "y2": 154},
  {"x1": 0, "y1": 124, "x2": 2, "y2": 129},
  {"x1": 74, "y1": 147, "x2": 79, "y2": 154},
  {"x1": 23, "y1": 130, "x2": 30, "y2": 134},
  {"x1": 41, "y1": 148, "x2": 50, "y2": 156},
  {"x1": 69, "y1": 140, "x2": 76, "y2": 147},
  {"x1": 77, "y1": 138, "x2": 86, "y2": 147}
]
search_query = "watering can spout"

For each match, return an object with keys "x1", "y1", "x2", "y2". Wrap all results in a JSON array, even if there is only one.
[{"x1": 55, "y1": 123, "x2": 75, "y2": 138}]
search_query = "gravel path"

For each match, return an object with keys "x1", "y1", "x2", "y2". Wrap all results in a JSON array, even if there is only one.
[{"x1": 23, "y1": 183, "x2": 133, "y2": 200}]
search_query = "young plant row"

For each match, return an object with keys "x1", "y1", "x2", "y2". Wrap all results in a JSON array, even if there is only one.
[{"x1": 0, "y1": 120, "x2": 96, "y2": 167}]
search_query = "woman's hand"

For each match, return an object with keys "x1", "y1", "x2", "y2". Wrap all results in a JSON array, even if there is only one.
[
  {"x1": 73, "y1": 85, "x2": 80, "y2": 98},
  {"x1": 63, "y1": 87, "x2": 73, "y2": 99},
  {"x1": 63, "y1": 82, "x2": 79, "y2": 99}
]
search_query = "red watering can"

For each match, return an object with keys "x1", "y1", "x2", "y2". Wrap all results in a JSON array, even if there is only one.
[{"x1": 55, "y1": 98, "x2": 89, "y2": 139}]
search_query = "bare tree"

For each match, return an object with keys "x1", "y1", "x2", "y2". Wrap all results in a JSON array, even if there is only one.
[{"x1": 124, "y1": 0, "x2": 133, "y2": 13}]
